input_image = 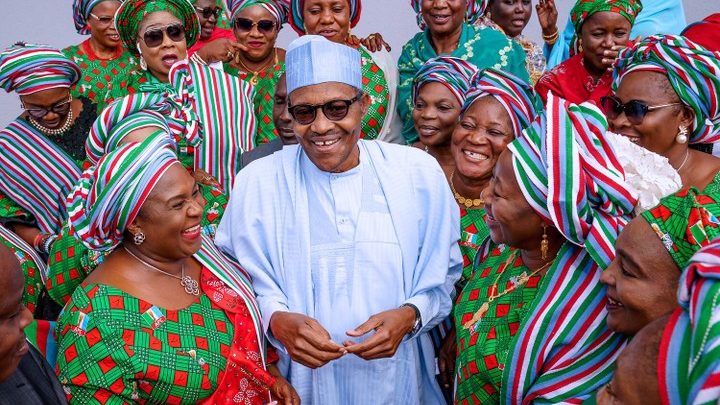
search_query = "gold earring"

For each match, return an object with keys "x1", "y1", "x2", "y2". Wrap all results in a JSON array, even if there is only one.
[{"x1": 541, "y1": 224, "x2": 549, "y2": 260}]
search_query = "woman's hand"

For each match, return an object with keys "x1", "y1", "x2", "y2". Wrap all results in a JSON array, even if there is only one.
[
  {"x1": 349, "y1": 33, "x2": 391, "y2": 52},
  {"x1": 602, "y1": 36, "x2": 640, "y2": 71},
  {"x1": 268, "y1": 366, "x2": 300, "y2": 405},
  {"x1": 536, "y1": 0, "x2": 558, "y2": 39},
  {"x1": 192, "y1": 169, "x2": 221, "y2": 189},
  {"x1": 437, "y1": 328, "x2": 457, "y2": 391},
  {"x1": 196, "y1": 38, "x2": 247, "y2": 64}
]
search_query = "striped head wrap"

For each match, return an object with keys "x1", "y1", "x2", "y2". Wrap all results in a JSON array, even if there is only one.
[
  {"x1": 613, "y1": 34, "x2": 720, "y2": 144},
  {"x1": 67, "y1": 134, "x2": 181, "y2": 251},
  {"x1": 116, "y1": 0, "x2": 200, "y2": 56},
  {"x1": 659, "y1": 237, "x2": 720, "y2": 405},
  {"x1": 0, "y1": 43, "x2": 81, "y2": 96},
  {"x1": 87, "y1": 66, "x2": 202, "y2": 164},
  {"x1": 569, "y1": 0, "x2": 642, "y2": 56},
  {"x1": 225, "y1": 0, "x2": 290, "y2": 24},
  {"x1": 72, "y1": 0, "x2": 118, "y2": 34},
  {"x1": 412, "y1": 56, "x2": 477, "y2": 107},
  {"x1": 641, "y1": 188, "x2": 720, "y2": 270},
  {"x1": 462, "y1": 67, "x2": 543, "y2": 137},
  {"x1": 508, "y1": 93, "x2": 637, "y2": 268},
  {"x1": 288, "y1": 0, "x2": 361, "y2": 35},
  {"x1": 411, "y1": 0, "x2": 488, "y2": 30}
]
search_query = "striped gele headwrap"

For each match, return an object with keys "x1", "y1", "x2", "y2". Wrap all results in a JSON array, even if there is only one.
[
  {"x1": 659, "y1": 237, "x2": 720, "y2": 405},
  {"x1": 412, "y1": 56, "x2": 477, "y2": 106},
  {"x1": 67, "y1": 134, "x2": 181, "y2": 251},
  {"x1": 613, "y1": 34, "x2": 720, "y2": 144},
  {"x1": 72, "y1": 0, "x2": 117, "y2": 34},
  {"x1": 225, "y1": 0, "x2": 290, "y2": 25},
  {"x1": 462, "y1": 67, "x2": 543, "y2": 138},
  {"x1": 0, "y1": 43, "x2": 81, "y2": 95}
]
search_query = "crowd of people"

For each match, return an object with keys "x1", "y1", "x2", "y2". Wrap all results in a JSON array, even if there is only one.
[{"x1": 0, "y1": 0, "x2": 718, "y2": 404}]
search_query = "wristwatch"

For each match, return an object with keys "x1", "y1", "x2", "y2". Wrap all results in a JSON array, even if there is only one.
[{"x1": 401, "y1": 303, "x2": 422, "y2": 336}]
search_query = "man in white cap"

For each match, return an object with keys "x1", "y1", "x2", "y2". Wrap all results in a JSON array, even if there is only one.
[{"x1": 217, "y1": 35, "x2": 461, "y2": 404}]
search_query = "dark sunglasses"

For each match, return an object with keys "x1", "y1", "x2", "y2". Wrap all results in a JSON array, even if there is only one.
[
  {"x1": 22, "y1": 96, "x2": 72, "y2": 119},
  {"x1": 289, "y1": 93, "x2": 362, "y2": 125},
  {"x1": 194, "y1": 6, "x2": 222, "y2": 19},
  {"x1": 234, "y1": 17, "x2": 276, "y2": 33},
  {"x1": 600, "y1": 96, "x2": 681, "y2": 125},
  {"x1": 140, "y1": 23, "x2": 185, "y2": 48}
]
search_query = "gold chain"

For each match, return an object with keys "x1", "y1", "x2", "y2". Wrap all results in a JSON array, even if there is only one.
[
  {"x1": 449, "y1": 169, "x2": 484, "y2": 208},
  {"x1": 462, "y1": 249, "x2": 554, "y2": 332},
  {"x1": 235, "y1": 48, "x2": 278, "y2": 86}
]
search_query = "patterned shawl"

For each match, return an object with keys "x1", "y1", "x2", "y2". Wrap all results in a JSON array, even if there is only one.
[
  {"x1": 412, "y1": 56, "x2": 477, "y2": 106},
  {"x1": 569, "y1": 0, "x2": 642, "y2": 55},
  {"x1": 501, "y1": 93, "x2": 636, "y2": 403},
  {"x1": 66, "y1": 134, "x2": 180, "y2": 251},
  {"x1": 613, "y1": 34, "x2": 720, "y2": 144},
  {"x1": 659, "y1": 237, "x2": 720, "y2": 405},
  {"x1": 463, "y1": 67, "x2": 542, "y2": 138},
  {"x1": 289, "y1": 0, "x2": 360, "y2": 35},
  {"x1": 0, "y1": 43, "x2": 81, "y2": 95},
  {"x1": 116, "y1": 0, "x2": 200, "y2": 56},
  {"x1": 410, "y1": 0, "x2": 487, "y2": 30}
]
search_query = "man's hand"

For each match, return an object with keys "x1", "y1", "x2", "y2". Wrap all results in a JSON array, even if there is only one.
[
  {"x1": 342, "y1": 307, "x2": 416, "y2": 360},
  {"x1": 269, "y1": 312, "x2": 346, "y2": 369}
]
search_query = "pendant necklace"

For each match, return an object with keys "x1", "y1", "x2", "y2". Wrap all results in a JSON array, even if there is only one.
[{"x1": 123, "y1": 247, "x2": 200, "y2": 296}]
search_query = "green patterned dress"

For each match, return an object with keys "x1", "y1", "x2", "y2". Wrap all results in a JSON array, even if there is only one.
[
  {"x1": 62, "y1": 40, "x2": 139, "y2": 105},
  {"x1": 56, "y1": 268, "x2": 275, "y2": 404},
  {"x1": 397, "y1": 23, "x2": 529, "y2": 144},
  {"x1": 0, "y1": 225, "x2": 45, "y2": 313},
  {"x1": 358, "y1": 46, "x2": 390, "y2": 140},
  {"x1": 224, "y1": 60, "x2": 285, "y2": 146},
  {"x1": 453, "y1": 243, "x2": 546, "y2": 404},
  {"x1": 459, "y1": 206, "x2": 489, "y2": 282}
]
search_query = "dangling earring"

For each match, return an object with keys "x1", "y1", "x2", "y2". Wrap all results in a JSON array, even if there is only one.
[
  {"x1": 137, "y1": 43, "x2": 147, "y2": 71},
  {"x1": 133, "y1": 231, "x2": 146, "y2": 245},
  {"x1": 578, "y1": 39, "x2": 584, "y2": 53},
  {"x1": 540, "y1": 224, "x2": 549, "y2": 260},
  {"x1": 676, "y1": 126, "x2": 689, "y2": 144}
]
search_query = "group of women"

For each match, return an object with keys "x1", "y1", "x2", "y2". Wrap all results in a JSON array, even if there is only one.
[{"x1": 0, "y1": 0, "x2": 719, "y2": 403}]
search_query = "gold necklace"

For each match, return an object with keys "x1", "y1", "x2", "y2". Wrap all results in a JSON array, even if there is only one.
[
  {"x1": 450, "y1": 169, "x2": 484, "y2": 208},
  {"x1": 235, "y1": 48, "x2": 278, "y2": 86},
  {"x1": 123, "y1": 247, "x2": 200, "y2": 296},
  {"x1": 462, "y1": 249, "x2": 554, "y2": 333}
]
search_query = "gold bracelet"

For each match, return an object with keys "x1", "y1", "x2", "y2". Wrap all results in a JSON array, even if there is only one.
[{"x1": 542, "y1": 29, "x2": 559, "y2": 40}]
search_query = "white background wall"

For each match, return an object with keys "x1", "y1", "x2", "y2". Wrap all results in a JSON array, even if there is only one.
[{"x1": 0, "y1": 1, "x2": 715, "y2": 127}]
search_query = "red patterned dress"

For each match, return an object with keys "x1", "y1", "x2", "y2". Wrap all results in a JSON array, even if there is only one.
[
  {"x1": 453, "y1": 244, "x2": 545, "y2": 404},
  {"x1": 56, "y1": 268, "x2": 277, "y2": 404},
  {"x1": 534, "y1": 53, "x2": 612, "y2": 106},
  {"x1": 63, "y1": 40, "x2": 139, "y2": 106}
]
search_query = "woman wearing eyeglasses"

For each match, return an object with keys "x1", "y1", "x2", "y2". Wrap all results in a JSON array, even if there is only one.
[
  {"x1": 63, "y1": 0, "x2": 140, "y2": 105},
  {"x1": 187, "y1": 0, "x2": 238, "y2": 60},
  {"x1": 607, "y1": 35, "x2": 720, "y2": 191},
  {"x1": 288, "y1": 0, "x2": 402, "y2": 143},
  {"x1": 0, "y1": 43, "x2": 97, "y2": 316},
  {"x1": 221, "y1": 0, "x2": 289, "y2": 146},
  {"x1": 103, "y1": 0, "x2": 257, "y2": 192}
]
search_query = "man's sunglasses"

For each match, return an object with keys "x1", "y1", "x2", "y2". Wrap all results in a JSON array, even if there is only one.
[
  {"x1": 288, "y1": 93, "x2": 362, "y2": 125},
  {"x1": 139, "y1": 23, "x2": 185, "y2": 48},
  {"x1": 234, "y1": 17, "x2": 276, "y2": 33},
  {"x1": 22, "y1": 96, "x2": 72, "y2": 119},
  {"x1": 194, "y1": 6, "x2": 222, "y2": 19},
  {"x1": 600, "y1": 96, "x2": 681, "y2": 125}
]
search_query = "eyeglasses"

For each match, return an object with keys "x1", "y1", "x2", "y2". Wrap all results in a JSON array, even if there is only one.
[
  {"x1": 139, "y1": 23, "x2": 186, "y2": 48},
  {"x1": 600, "y1": 96, "x2": 682, "y2": 125},
  {"x1": 288, "y1": 93, "x2": 362, "y2": 125},
  {"x1": 89, "y1": 13, "x2": 114, "y2": 27},
  {"x1": 194, "y1": 6, "x2": 222, "y2": 19},
  {"x1": 234, "y1": 17, "x2": 276, "y2": 33},
  {"x1": 21, "y1": 96, "x2": 72, "y2": 119}
]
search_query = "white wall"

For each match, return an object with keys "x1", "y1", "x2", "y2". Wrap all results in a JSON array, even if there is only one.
[{"x1": 0, "y1": 0, "x2": 715, "y2": 127}]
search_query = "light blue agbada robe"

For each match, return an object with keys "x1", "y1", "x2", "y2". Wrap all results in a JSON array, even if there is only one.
[
  {"x1": 216, "y1": 140, "x2": 462, "y2": 404},
  {"x1": 544, "y1": 0, "x2": 687, "y2": 68}
]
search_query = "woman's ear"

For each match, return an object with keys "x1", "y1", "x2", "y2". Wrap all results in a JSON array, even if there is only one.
[{"x1": 679, "y1": 105, "x2": 695, "y2": 131}]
